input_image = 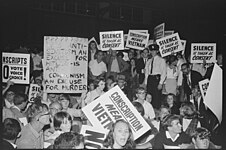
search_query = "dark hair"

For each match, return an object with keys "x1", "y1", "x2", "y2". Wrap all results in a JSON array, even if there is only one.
[
  {"x1": 132, "y1": 101, "x2": 145, "y2": 116},
  {"x1": 135, "y1": 86, "x2": 146, "y2": 94},
  {"x1": 59, "y1": 94, "x2": 70, "y2": 102},
  {"x1": 163, "y1": 93, "x2": 177, "y2": 105},
  {"x1": 53, "y1": 111, "x2": 72, "y2": 131},
  {"x1": 191, "y1": 127, "x2": 211, "y2": 140},
  {"x1": 167, "y1": 55, "x2": 178, "y2": 65},
  {"x1": 181, "y1": 62, "x2": 191, "y2": 68},
  {"x1": 13, "y1": 93, "x2": 28, "y2": 105},
  {"x1": 180, "y1": 102, "x2": 198, "y2": 119},
  {"x1": 162, "y1": 114, "x2": 181, "y2": 130},
  {"x1": 88, "y1": 40, "x2": 97, "y2": 49},
  {"x1": 3, "y1": 118, "x2": 21, "y2": 140},
  {"x1": 93, "y1": 77, "x2": 105, "y2": 89},
  {"x1": 53, "y1": 132, "x2": 84, "y2": 149},
  {"x1": 117, "y1": 51, "x2": 124, "y2": 58}
]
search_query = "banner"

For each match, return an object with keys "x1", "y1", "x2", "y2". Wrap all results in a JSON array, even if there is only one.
[
  {"x1": 82, "y1": 85, "x2": 151, "y2": 140},
  {"x1": 181, "y1": 40, "x2": 186, "y2": 55},
  {"x1": 154, "y1": 23, "x2": 165, "y2": 40},
  {"x1": 126, "y1": 31, "x2": 149, "y2": 50},
  {"x1": 164, "y1": 30, "x2": 174, "y2": 37},
  {"x1": 28, "y1": 84, "x2": 42, "y2": 102},
  {"x1": 43, "y1": 36, "x2": 88, "y2": 93},
  {"x1": 80, "y1": 125, "x2": 109, "y2": 149},
  {"x1": 204, "y1": 63, "x2": 222, "y2": 123},
  {"x1": 156, "y1": 33, "x2": 183, "y2": 57},
  {"x1": 2, "y1": 52, "x2": 30, "y2": 84},
  {"x1": 198, "y1": 79, "x2": 209, "y2": 99},
  {"x1": 129, "y1": 30, "x2": 148, "y2": 34},
  {"x1": 190, "y1": 43, "x2": 216, "y2": 63},
  {"x1": 99, "y1": 31, "x2": 124, "y2": 51},
  {"x1": 89, "y1": 37, "x2": 100, "y2": 50}
]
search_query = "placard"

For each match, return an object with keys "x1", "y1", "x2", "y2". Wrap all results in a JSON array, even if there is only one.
[
  {"x1": 164, "y1": 30, "x2": 174, "y2": 37},
  {"x1": 43, "y1": 36, "x2": 88, "y2": 93},
  {"x1": 129, "y1": 30, "x2": 149, "y2": 34},
  {"x1": 198, "y1": 79, "x2": 209, "y2": 99},
  {"x1": 28, "y1": 84, "x2": 42, "y2": 102},
  {"x1": 99, "y1": 31, "x2": 124, "y2": 51},
  {"x1": 82, "y1": 85, "x2": 151, "y2": 140},
  {"x1": 80, "y1": 125, "x2": 109, "y2": 149},
  {"x1": 156, "y1": 33, "x2": 183, "y2": 57},
  {"x1": 181, "y1": 40, "x2": 186, "y2": 55},
  {"x1": 2, "y1": 52, "x2": 30, "y2": 84},
  {"x1": 126, "y1": 31, "x2": 149, "y2": 50},
  {"x1": 190, "y1": 43, "x2": 216, "y2": 63},
  {"x1": 154, "y1": 23, "x2": 165, "y2": 40}
]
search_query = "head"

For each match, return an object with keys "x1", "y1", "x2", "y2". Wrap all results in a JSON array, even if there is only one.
[
  {"x1": 128, "y1": 51, "x2": 134, "y2": 60},
  {"x1": 192, "y1": 85, "x2": 202, "y2": 99},
  {"x1": 53, "y1": 111, "x2": 72, "y2": 132},
  {"x1": 89, "y1": 41, "x2": 97, "y2": 50},
  {"x1": 4, "y1": 89, "x2": 16, "y2": 103},
  {"x1": 159, "y1": 105, "x2": 171, "y2": 121},
  {"x1": 162, "y1": 114, "x2": 182, "y2": 134},
  {"x1": 130, "y1": 58, "x2": 136, "y2": 67},
  {"x1": 146, "y1": 93, "x2": 152, "y2": 103},
  {"x1": 49, "y1": 101, "x2": 62, "y2": 117},
  {"x1": 48, "y1": 93, "x2": 60, "y2": 103},
  {"x1": 181, "y1": 63, "x2": 191, "y2": 75},
  {"x1": 132, "y1": 101, "x2": 145, "y2": 117},
  {"x1": 117, "y1": 51, "x2": 124, "y2": 58},
  {"x1": 95, "y1": 50, "x2": 104, "y2": 62},
  {"x1": 59, "y1": 94, "x2": 71, "y2": 110},
  {"x1": 103, "y1": 119, "x2": 135, "y2": 149},
  {"x1": 176, "y1": 52, "x2": 183, "y2": 60},
  {"x1": 191, "y1": 127, "x2": 211, "y2": 149},
  {"x1": 54, "y1": 132, "x2": 84, "y2": 149},
  {"x1": 93, "y1": 77, "x2": 106, "y2": 91},
  {"x1": 142, "y1": 48, "x2": 149, "y2": 58},
  {"x1": 136, "y1": 87, "x2": 147, "y2": 101},
  {"x1": 13, "y1": 93, "x2": 28, "y2": 110},
  {"x1": 179, "y1": 102, "x2": 197, "y2": 119},
  {"x1": 106, "y1": 75, "x2": 115, "y2": 90},
  {"x1": 116, "y1": 74, "x2": 126, "y2": 88},
  {"x1": 217, "y1": 53, "x2": 222, "y2": 65},
  {"x1": 165, "y1": 93, "x2": 177, "y2": 106},
  {"x1": 88, "y1": 80, "x2": 95, "y2": 91},
  {"x1": 3, "y1": 118, "x2": 21, "y2": 141},
  {"x1": 168, "y1": 55, "x2": 178, "y2": 66},
  {"x1": 149, "y1": 44, "x2": 159, "y2": 57},
  {"x1": 111, "y1": 50, "x2": 117, "y2": 57}
]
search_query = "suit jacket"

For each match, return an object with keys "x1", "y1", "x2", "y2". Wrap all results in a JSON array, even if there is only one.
[
  {"x1": 2, "y1": 139, "x2": 15, "y2": 150},
  {"x1": 136, "y1": 57, "x2": 150, "y2": 84}
]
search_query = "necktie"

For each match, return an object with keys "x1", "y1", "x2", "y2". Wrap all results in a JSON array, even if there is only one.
[{"x1": 150, "y1": 57, "x2": 154, "y2": 74}]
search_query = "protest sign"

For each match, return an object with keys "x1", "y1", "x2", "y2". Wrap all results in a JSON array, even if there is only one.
[
  {"x1": 181, "y1": 40, "x2": 186, "y2": 55},
  {"x1": 204, "y1": 63, "x2": 222, "y2": 123},
  {"x1": 2, "y1": 52, "x2": 30, "y2": 84},
  {"x1": 156, "y1": 33, "x2": 183, "y2": 57},
  {"x1": 164, "y1": 30, "x2": 174, "y2": 37},
  {"x1": 126, "y1": 31, "x2": 149, "y2": 50},
  {"x1": 28, "y1": 84, "x2": 42, "y2": 102},
  {"x1": 82, "y1": 85, "x2": 151, "y2": 140},
  {"x1": 80, "y1": 125, "x2": 109, "y2": 149},
  {"x1": 89, "y1": 37, "x2": 100, "y2": 50},
  {"x1": 190, "y1": 43, "x2": 216, "y2": 63},
  {"x1": 99, "y1": 31, "x2": 124, "y2": 51},
  {"x1": 154, "y1": 23, "x2": 165, "y2": 40},
  {"x1": 43, "y1": 36, "x2": 88, "y2": 93},
  {"x1": 198, "y1": 79, "x2": 209, "y2": 99},
  {"x1": 129, "y1": 30, "x2": 149, "y2": 34}
]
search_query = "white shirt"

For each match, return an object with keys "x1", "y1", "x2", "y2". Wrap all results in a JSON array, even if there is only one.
[
  {"x1": 111, "y1": 58, "x2": 120, "y2": 73},
  {"x1": 89, "y1": 59, "x2": 107, "y2": 76},
  {"x1": 182, "y1": 118, "x2": 201, "y2": 132},
  {"x1": 166, "y1": 65, "x2": 179, "y2": 79},
  {"x1": 166, "y1": 131, "x2": 180, "y2": 142},
  {"x1": 144, "y1": 55, "x2": 167, "y2": 84}
]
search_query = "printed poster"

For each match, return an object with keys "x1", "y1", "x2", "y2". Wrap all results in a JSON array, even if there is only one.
[
  {"x1": 154, "y1": 23, "x2": 165, "y2": 40},
  {"x1": 126, "y1": 30, "x2": 149, "y2": 50}
]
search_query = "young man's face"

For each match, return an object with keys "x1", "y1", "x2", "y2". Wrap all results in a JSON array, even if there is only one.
[
  {"x1": 5, "y1": 91, "x2": 15, "y2": 102},
  {"x1": 136, "y1": 90, "x2": 146, "y2": 100},
  {"x1": 181, "y1": 65, "x2": 190, "y2": 75},
  {"x1": 168, "y1": 119, "x2": 182, "y2": 134},
  {"x1": 193, "y1": 136, "x2": 210, "y2": 149}
]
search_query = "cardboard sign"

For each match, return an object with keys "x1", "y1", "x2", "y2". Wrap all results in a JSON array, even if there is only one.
[
  {"x1": 82, "y1": 86, "x2": 151, "y2": 140},
  {"x1": 126, "y1": 31, "x2": 149, "y2": 50},
  {"x1": 80, "y1": 125, "x2": 109, "y2": 149},
  {"x1": 28, "y1": 84, "x2": 42, "y2": 102},
  {"x1": 89, "y1": 37, "x2": 100, "y2": 50},
  {"x1": 2, "y1": 52, "x2": 30, "y2": 84},
  {"x1": 156, "y1": 33, "x2": 183, "y2": 57},
  {"x1": 99, "y1": 31, "x2": 124, "y2": 51},
  {"x1": 154, "y1": 23, "x2": 165, "y2": 40},
  {"x1": 43, "y1": 36, "x2": 88, "y2": 93},
  {"x1": 198, "y1": 79, "x2": 209, "y2": 99},
  {"x1": 204, "y1": 63, "x2": 222, "y2": 123},
  {"x1": 164, "y1": 30, "x2": 174, "y2": 37},
  {"x1": 181, "y1": 40, "x2": 186, "y2": 55},
  {"x1": 190, "y1": 43, "x2": 216, "y2": 63},
  {"x1": 129, "y1": 30, "x2": 148, "y2": 34}
]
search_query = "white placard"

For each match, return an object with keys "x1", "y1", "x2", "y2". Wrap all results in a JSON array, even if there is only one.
[
  {"x1": 129, "y1": 30, "x2": 149, "y2": 34},
  {"x1": 154, "y1": 23, "x2": 165, "y2": 40},
  {"x1": 28, "y1": 84, "x2": 42, "y2": 102},
  {"x1": 82, "y1": 85, "x2": 151, "y2": 140},
  {"x1": 181, "y1": 40, "x2": 186, "y2": 55},
  {"x1": 99, "y1": 31, "x2": 124, "y2": 51},
  {"x1": 156, "y1": 33, "x2": 183, "y2": 57},
  {"x1": 198, "y1": 79, "x2": 209, "y2": 99},
  {"x1": 164, "y1": 30, "x2": 174, "y2": 37},
  {"x1": 43, "y1": 36, "x2": 88, "y2": 93},
  {"x1": 190, "y1": 43, "x2": 216, "y2": 63},
  {"x1": 2, "y1": 52, "x2": 30, "y2": 84},
  {"x1": 126, "y1": 31, "x2": 149, "y2": 50}
]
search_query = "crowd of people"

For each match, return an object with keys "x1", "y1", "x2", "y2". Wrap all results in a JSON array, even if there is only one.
[{"x1": 2, "y1": 40, "x2": 223, "y2": 149}]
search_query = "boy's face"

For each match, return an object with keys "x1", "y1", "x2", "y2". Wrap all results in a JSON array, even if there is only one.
[
  {"x1": 136, "y1": 90, "x2": 146, "y2": 100},
  {"x1": 193, "y1": 136, "x2": 210, "y2": 149},
  {"x1": 117, "y1": 80, "x2": 125, "y2": 88}
]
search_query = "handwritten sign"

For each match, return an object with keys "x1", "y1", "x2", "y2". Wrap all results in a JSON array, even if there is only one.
[
  {"x1": 164, "y1": 30, "x2": 174, "y2": 37},
  {"x1": 82, "y1": 85, "x2": 150, "y2": 140},
  {"x1": 129, "y1": 30, "x2": 148, "y2": 34},
  {"x1": 80, "y1": 125, "x2": 109, "y2": 149},
  {"x1": 156, "y1": 33, "x2": 183, "y2": 57},
  {"x1": 43, "y1": 36, "x2": 88, "y2": 93},
  {"x1": 154, "y1": 23, "x2": 165, "y2": 40},
  {"x1": 28, "y1": 84, "x2": 42, "y2": 102},
  {"x1": 126, "y1": 31, "x2": 149, "y2": 50},
  {"x1": 99, "y1": 31, "x2": 124, "y2": 51},
  {"x1": 2, "y1": 52, "x2": 30, "y2": 84},
  {"x1": 190, "y1": 43, "x2": 216, "y2": 63}
]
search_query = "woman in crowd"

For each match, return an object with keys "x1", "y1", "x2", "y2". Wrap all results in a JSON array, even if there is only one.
[
  {"x1": 129, "y1": 58, "x2": 139, "y2": 101},
  {"x1": 88, "y1": 40, "x2": 99, "y2": 62},
  {"x1": 162, "y1": 93, "x2": 180, "y2": 115}
]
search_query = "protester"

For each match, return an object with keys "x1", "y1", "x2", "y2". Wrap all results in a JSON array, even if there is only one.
[
  {"x1": 162, "y1": 93, "x2": 180, "y2": 115},
  {"x1": 88, "y1": 40, "x2": 99, "y2": 62},
  {"x1": 128, "y1": 58, "x2": 139, "y2": 100},
  {"x1": 102, "y1": 119, "x2": 136, "y2": 149},
  {"x1": 3, "y1": 79, "x2": 16, "y2": 109},
  {"x1": 2, "y1": 118, "x2": 22, "y2": 149}
]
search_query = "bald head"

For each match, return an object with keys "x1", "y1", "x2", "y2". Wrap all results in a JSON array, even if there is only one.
[{"x1": 49, "y1": 102, "x2": 62, "y2": 117}]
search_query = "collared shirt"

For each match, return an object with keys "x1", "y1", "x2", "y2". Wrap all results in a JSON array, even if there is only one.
[
  {"x1": 166, "y1": 131, "x2": 180, "y2": 142},
  {"x1": 166, "y1": 65, "x2": 179, "y2": 79},
  {"x1": 182, "y1": 118, "x2": 201, "y2": 132},
  {"x1": 144, "y1": 55, "x2": 167, "y2": 84},
  {"x1": 4, "y1": 99, "x2": 14, "y2": 109},
  {"x1": 111, "y1": 58, "x2": 120, "y2": 73},
  {"x1": 89, "y1": 59, "x2": 107, "y2": 76}
]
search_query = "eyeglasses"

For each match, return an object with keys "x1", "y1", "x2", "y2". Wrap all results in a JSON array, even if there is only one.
[{"x1": 138, "y1": 92, "x2": 146, "y2": 95}]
